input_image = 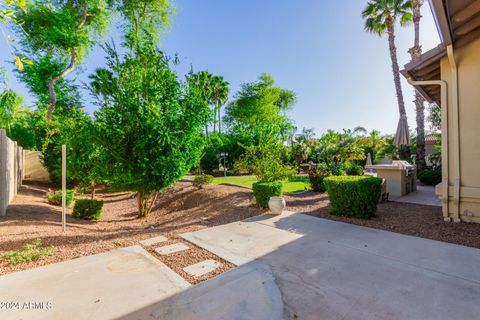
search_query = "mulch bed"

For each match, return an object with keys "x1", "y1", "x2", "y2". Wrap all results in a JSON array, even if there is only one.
[
  {"x1": 145, "y1": 236, "x2": 235, "y2": 285},
  {"x1": 2, "y1": 182, "x2": 480, "y2": 278},
  {"x1": 284, "y1": 191, "x2": 480, "y2": 249},
  {"x1": 0, "y1": 181, "x2": 262, "y2": 276}
]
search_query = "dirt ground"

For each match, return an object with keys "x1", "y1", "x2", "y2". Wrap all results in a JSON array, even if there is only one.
[
  {"x1": 0, "y1": 181, "x2": 262, "y2": 277},
  {"x1": 2, "y1": 181, "x2": 480, "y2": 277},
  {"x1": 284, "y1": 191, "x2": 480, "y2": 249}
]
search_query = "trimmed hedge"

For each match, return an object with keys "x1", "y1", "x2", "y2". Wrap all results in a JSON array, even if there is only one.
[
  {"x1": 252, "y1": 181, "x2": 283, "y2": 208},
  {"x1": 72, "y1": 199, "x2": 104, "y2": 220},
  {"x1": 48, "y1": 190, "x2": 75, "y2": 207},
  {"x1": 418, "y1": 167, "x2": 441, "y2": 186},
  {"x1": 324, "y1": 176, "x2": 383, "y2": 219},
  {"x1": 192, "y1": 174, "x2": 214, "y2": 189}
]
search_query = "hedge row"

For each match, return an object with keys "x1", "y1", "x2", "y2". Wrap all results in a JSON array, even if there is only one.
[
  {"x1": 252, "y1": 181, "x2": 283, "y2": 208},
  {"x1": 72, "y1": 199, "x2": 104, "y2": 221},
  {"x1": 324, "y1": 176, "x2": 382, "y2": 219}
]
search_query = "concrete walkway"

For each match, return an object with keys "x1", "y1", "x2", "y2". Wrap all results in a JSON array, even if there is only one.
[
  {"x1": 177, "y1": 212, "x2": 480, "y2": 320},
  {"x1": 391, "y1": 185, "x2": 441, "y2": 206},
  {"x1": 2, "y1": 212, "x2": 480, "y2": 319},
  {"x1": 0, "y1": 246, "x2": 191, "y2": 320}
]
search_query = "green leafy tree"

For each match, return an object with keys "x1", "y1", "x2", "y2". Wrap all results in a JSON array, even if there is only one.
[
  {"x1": 94, "y1": 46, "x2": 210, "y2": 217},
  {"x1": 313, "y1": 129, "x2": 366, "y2": 166},
  {"x1": 114, "y1": 0, "x2": 174, "y2": 49},
  {"x1": 291, "y1": 128, "x2": 315, "y2": 168},
  {"x1": 1, "y1": 0, "x2": 31, "y2": 70},
  {"x1": 15, "y1": 0, "x2": 110, "y2": 116},
  {"x1": 32, "y1": 105, "x2": 95, "y2": 186},
  {"x1": 362, "y1": 0, "x2": 412, "y2": 150},
  {"x1": 235, "y1": 129, "x2": 294, "y2": 183},
  {"x1": 0, "y1": 74, "x2": 36, "y2": 148},
  {"x1": 225, "y1": 73, "x2": 295, "y2": 135}
]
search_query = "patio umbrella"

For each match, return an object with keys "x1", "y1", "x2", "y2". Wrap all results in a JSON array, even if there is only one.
[
  {"x1": 366, "y1": 153, "x2": 372, "y2": 166},
  {"x1": 394, "y1": 115, "x2": 410, "y2": 146}
]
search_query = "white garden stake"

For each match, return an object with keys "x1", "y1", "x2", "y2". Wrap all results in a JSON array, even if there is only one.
[{"x1": 62, "y1": 144, "x2": 66, "y2": 232}]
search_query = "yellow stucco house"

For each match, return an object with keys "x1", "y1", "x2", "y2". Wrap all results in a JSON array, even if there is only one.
[{"x1": 402, "y1": 0, "x2": 480, "y2": 223}]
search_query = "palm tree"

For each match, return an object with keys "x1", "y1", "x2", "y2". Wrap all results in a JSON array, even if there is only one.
[
  {"x1": 210, "y1": 76, "x2": 229, "y2": 134},
  {"x1": 187, "y1": 71, "x2": 214, "y2": 136},
  {"x1": 88, "y1": 68, "x2": 114, "y2": 106},
  {"x1": 362, "y1": 0, "x2": 413, "y2": 150},
  {"x1": 408, "y1": 0, "x2": 426, "y2": 172}
]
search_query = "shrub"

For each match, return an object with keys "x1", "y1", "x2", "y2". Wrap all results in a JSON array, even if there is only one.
[
  {"x1": 252, "y1": 181, "x2": 283, "y2": 208},
  {"x1": 192, "y1": 174, "x2": 214, "y2": 189},
  {"x1": 47, "y1": 189, "x2": 75, "y2": 206},
  {"x1": 345, "y1": 163, "x2": 364, "y2": 176},
  {"x1": 418, "y1": 167, "x2": 441, "y2": 186},
  {"x1": 72, "y1": 199, "x2": 104, "y2": 220},
  {"x1": 308, "y1": 169, "x2": 330, "y2": 192},
  {"x1": 2, "y1": 239, "x2": 54, "y2": 265},
  {"x1": 324, "y1": 176, "x2": 383, "y2": 219}
]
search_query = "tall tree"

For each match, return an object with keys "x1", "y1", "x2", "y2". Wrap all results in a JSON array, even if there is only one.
[
  {"x1": 224, "y1": 73, "x2": 295, "y2": 136},
  {"x1": 1, "y1": 0, "x2": 30, "y2": 70},
  {"x1": 211, "y1": 75, "x2": 229, "y2": 133},
  {"x1": 408, "y1": 0, "x2": 426, "y2": 171},
  {"x1": 362, "y1": 0, "x2": 412, "y2": 146},
  {"x1": 186, "y1": 70, "x2": 214, "y2": 136},
  {"x1": 94, "y1": 46, "x2": 210, "y2": 217},
  {"x1": 17, "y1": 0, "x2": 111, "y2": 117}
]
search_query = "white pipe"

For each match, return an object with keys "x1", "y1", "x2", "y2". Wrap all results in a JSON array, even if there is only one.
[
  {"x1": 62, "y1": 144, "x2": 67, "y2": 232},
  {"x1": 446, "y1": 45, "x2": 461, "y2": 222},
  {"x1": 406, "y1": 78, "x2": 450, "y2": 221}
]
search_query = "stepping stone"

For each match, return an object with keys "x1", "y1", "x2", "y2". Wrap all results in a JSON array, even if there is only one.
[
  {"x1": 183, "y1": 259, "x2": 223, "y2": 277},
  {"x1": 140, "y1": 235, "x2": 168, "y2": 247},
  {"x1": 155, "y1": 243, "x2": 189, "y2": 255}
]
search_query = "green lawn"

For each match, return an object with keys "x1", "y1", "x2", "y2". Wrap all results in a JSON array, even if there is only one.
[{"x1": 211, "y1": 175, "x2": 310, "y2": 193}]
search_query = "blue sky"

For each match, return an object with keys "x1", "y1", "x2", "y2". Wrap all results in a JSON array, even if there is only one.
[{"x1": 1, "y1": 0, "x2": 440, "y2": 136}]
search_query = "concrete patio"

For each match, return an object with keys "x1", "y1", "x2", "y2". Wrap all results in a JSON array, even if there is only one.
[
  {"x1": 178, "y1": 211, "x2": 480, "y2": 319},
  {"x1": 1, "y1": 211, "x2": 480, "y2": 319},
  {"x1": 391, "y1": 184, "x2": 441, "y2": 206}
]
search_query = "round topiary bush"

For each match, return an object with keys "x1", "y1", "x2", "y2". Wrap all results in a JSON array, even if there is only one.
[
  {"x1": 418, "y1": 167, "x2": 441, "y2": 186},
  {"x1": 192, "y1": 174, "x2": 214, "y2": 189},
  {"x1": 252, "y1": 181, "x2": 283, "y2": 208},
  {"x1": 324, "y1": 176, "x2": 383, "y2": 219},
  {"x1": 72, "y1": 199, "x2": 104, "y2": 220}
]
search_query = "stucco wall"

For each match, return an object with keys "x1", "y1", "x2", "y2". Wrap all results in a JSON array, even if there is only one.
[
  {"x1": 0, "y1": 129, "x2": 22, "y2": 216},
  {"x1": 440, "y1": 37, "x2": 480, "y2": 222},
  {"x1": 23, "y1": 150, "x2": 50, "y2": 182}
]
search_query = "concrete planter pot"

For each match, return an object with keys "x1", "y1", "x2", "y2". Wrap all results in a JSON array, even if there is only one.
[{"x1": 268, "y1": 196, "x2": 286, "y2": 215}]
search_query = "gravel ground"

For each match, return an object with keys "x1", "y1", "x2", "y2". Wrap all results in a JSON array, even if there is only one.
[
  {"x1": 145, "y1": 236, "x2": 235, "y2": 285},
  {"x1": 285, "y1": 191, "x2": 480, "y2": 249},
  {"x1": 0, "y1": 181, "x2": 262, "y2": 276},
  {"x1": 3, "y1": 182, "x2": 480, "y2": 278}
]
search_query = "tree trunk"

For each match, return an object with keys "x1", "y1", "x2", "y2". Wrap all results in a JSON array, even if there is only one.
[
  {"x1": 91, "y1": 181, "x2": 96, "y2": 200},
  {"x1": 212, "y1": 106, "x2": 217, "y2": 133},
  {"x1": 137, "y1": 191, "x2": 148, "y2": 218},
  {"x1": 47, "y1": 1, "x2": 87, "y2": 118},
  {"x1": 218, "y1": 105, "x2": 222, "y2": 134},
  {"x1": 386, "y1": 17, "x2": 410, "y2": 160},
  {"x1": 386, "y1": 18, "x2": 407, "y2": 119},
  {"x1": 410, "y1": 0, "x2": 427, "y2": 172}
]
